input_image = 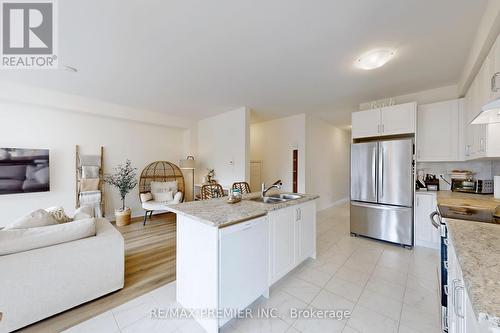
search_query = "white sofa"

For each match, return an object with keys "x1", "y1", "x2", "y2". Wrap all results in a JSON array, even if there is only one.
[{"x1": 0, "y1": 218, "x2": 124, "y2": 333}]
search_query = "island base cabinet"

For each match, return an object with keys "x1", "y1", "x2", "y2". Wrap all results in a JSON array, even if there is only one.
[
  {"x1": 269, "y1": 201, "x2": 317, "y2": 285},
  {"x1": 176, "y1": 215, "x2": 269, "y2": 333}
]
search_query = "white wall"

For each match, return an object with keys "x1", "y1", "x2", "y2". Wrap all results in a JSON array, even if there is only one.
[
  {"x1": 306, "y1": 116, "x2": 350, "y2": 210},
  {"x1": 197, "y1": 107, "x2": 250, "y2": 186},
  {"x1": 250, "y1": 114, "x2": 306, "y2": 193},
  {"x1": 0, "y1": 101, "x2": 188, "y2": 226}
]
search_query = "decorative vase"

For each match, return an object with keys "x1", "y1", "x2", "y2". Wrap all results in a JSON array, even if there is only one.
[{"x1": 115, "y1": 207, "x2": 131, "y2": 226}]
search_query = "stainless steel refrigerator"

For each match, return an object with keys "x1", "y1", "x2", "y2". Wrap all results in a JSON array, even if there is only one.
[{"x1": 350, "y1": 138, "x2": 414, "y2": 247}]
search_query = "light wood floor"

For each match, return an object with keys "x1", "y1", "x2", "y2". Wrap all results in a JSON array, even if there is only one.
[{"x1": 18, "y1": 213, "x2": 177, "y2": 333}]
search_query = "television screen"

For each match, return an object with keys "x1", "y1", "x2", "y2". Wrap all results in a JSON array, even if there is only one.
[{"x1": 0, "y1": 148, "x2": 50, "y2": 195}]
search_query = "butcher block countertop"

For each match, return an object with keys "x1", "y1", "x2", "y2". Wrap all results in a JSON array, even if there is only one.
[{"x1": 435, "y1": 191, "x2": 500, "y2": 211}]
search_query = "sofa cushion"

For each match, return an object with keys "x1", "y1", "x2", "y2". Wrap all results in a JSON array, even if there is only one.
[
  {"x1": 152, "y1": 190, "x2": 173, "y2": 202},
  {"x1": 3, "y1": 209, "x2": 58, "y2": 230},
  {"x1": 0, "y1": 218, "x2": 97, "y2": 256},
  {"x1": 45, "y1": 206, "x2": 73, "y2": 223},
  {"x1": 74, "y1": 206, "x2": 94, "y2": 220},
  {"x1": 142, "y1": 200, "x2": 172, "y2": 211}
]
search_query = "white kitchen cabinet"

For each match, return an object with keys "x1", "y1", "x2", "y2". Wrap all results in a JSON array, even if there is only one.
[
  {"x1": 447, "y1": 239, "x2": 483, "y2": 333},
  {"x1": 269, "y1": 200, "x2": 317, "y2": 284},
  {"x1": 380, "y1": 102, "x2": 416, "y2": 135},
  {"x1": 294, "y1": 201, "x2": 316, "y2": 263},
  {"x1": 417, "y1": 99, "x2": 462, "y2": 162},
  {"x1": 269, "y1": 207, "x2": 295, "y2": 283},
  {"x1": 352, "y1": 108, "x2": 381, "y2": 138},
  {"x1": 414, "y1": 192, "x2": 439, "y2": 249},
  {"x1": 352, "y1": 102, "x2": 416, "y2": 139}
]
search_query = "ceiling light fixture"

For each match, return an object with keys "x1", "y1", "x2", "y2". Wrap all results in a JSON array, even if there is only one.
[{"x1": 355, "y1": 48, "x2": 396, "y2": 70}]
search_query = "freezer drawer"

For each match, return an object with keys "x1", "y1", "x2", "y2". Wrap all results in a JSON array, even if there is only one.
[{"x1": 350, "y1": 202, "x2": 413, "y2": 246}]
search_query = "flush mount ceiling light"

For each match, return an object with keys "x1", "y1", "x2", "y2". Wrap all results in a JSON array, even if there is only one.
[{"x1": 355, "y1": 48, "x2": 396, "y2": 70}]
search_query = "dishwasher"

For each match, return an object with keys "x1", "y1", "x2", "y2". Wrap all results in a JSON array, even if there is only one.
[{"x1": 218, "y1": 216, "x2": 269, "y2": 326}]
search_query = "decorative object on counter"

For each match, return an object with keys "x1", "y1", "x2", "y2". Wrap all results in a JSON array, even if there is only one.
[
  {"x1": 205, "y1": 168, "x2": 215, "y2": 183},
  {"x1": 495, "y1": 176, "x2": 500, "y2": 199},
  {"x1": 0, "y1": 148, "x2": 50, "y2": 195},
  {"x1": 201, "y1": 183, "x2": 224, "y2": 200},
  {"x1": 424, "y1": 174, "x2": 439, "y2": 191},
  {"x1": 76, "y1": 145, "x2": 104, "y2": 217},
  {"x1": 226, "y1": 188, "x2": 242, "y2": 204},
  {"x1": 179, "y1": 155, "x2": 195, "y2": 201},
  {"x1": 231, "y1": 182, "x2": 251, "y2": 195},
  {"x1": 104, "y1": 159, "x2": 137, "y2": 226}
]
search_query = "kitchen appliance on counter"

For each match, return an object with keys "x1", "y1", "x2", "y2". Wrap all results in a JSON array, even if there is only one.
[
  {"x1": 350, "y1": 138, "x2": 414, "y2": 247},
  {"x1": 424, "y1": 174, "x2": 439, "y2": 191},
  {"x1": 451, "y1": 179, "x2": 494, "y2": 194}
]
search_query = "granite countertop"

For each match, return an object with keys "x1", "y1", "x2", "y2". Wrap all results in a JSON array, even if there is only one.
[
  {"x1": 446, "y1": 218, "x2": 500, "y2": 327},
  {"x1": 167, "y1": 192, "x2": 319, "y2": 228}
]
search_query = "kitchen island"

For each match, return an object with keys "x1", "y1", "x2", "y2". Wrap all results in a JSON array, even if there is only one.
[{"x1": 167, "y1": 192, "x2": 318, "y2": 333}]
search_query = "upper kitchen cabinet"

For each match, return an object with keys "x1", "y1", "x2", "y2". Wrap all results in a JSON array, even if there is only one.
[
  {"x1": 380, "y1": 102, "x2": 416, "y2": 135},
  {"x1": 351, "y1": 108, "x2": 381, "y2": 138},
  {"x1": 417, "y1": 99, "x2": 463, "y2": 162},
  {"x1": 462, "y1": 36, "x2": 500, "y2": 160},
  {"x1": 352, "y1": 102, "x2": 416, "y2": 139}
]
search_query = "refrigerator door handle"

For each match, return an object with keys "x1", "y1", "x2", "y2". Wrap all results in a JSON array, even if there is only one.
[
  {"x1": 380, "y1": 146, "x2": 384, "y2": 199},
  {"x1": 372, "y1": 147, "x2": 377, "y2": 199}
]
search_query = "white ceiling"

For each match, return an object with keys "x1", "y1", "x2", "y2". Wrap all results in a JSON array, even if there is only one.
[{"x1": 2, "y1": 0, "x2": 488, "y2": 126}]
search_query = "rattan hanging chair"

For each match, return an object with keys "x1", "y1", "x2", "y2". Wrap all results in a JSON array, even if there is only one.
[{"x1": 139, "y1": 161, "x2": 185, "y2": 200}]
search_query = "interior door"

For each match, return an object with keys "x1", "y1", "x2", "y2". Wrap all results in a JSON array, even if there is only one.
[
  {"x1": 378, "y1": 139, "x2": 413, "y2": 207},
  {"x1": 350, "y1": 142, "x2": 377, "y2": 203}
]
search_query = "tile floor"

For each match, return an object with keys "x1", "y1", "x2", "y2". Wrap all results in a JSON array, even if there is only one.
[{"x1": 65, "y1": 203, "x2": 441, "y2": 333}]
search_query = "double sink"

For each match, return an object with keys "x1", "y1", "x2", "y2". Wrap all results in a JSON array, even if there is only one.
[{"x1": 250, "y1": 193, "x2": 303, "y2": 204}]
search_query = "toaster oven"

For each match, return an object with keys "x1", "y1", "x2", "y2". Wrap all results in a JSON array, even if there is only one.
[{"x1": 451, "y1": 179, "x2": 494, "y2": 194}]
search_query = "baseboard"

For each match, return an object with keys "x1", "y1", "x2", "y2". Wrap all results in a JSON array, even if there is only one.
[{"x1": 318, "y1": 197, "x2": 349, "y2": 211}]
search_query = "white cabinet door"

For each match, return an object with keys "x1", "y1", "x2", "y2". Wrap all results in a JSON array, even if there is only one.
[
  {"x1": 380, "y1": 102, "x2": 416, "y2": 135},
  {"x1": 294, "y1": 201, "x2": 316, "y2": 263},
  {"x1": 352, "y1": 109, "x2": 381, "y2": 138},
  {"x1": 417, "y1": 100, "x2": 460, "y2": 162},
  {"x1": 414, "y1": 193, "x2": 439, "y2": 249},
  {"x1": 269, "y1": 208, "x2": 295, "y2": 283}
]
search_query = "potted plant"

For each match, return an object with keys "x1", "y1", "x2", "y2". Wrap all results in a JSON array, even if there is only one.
[{"x1": 104, "y1": 159, "x2": 138, "y2": 226}]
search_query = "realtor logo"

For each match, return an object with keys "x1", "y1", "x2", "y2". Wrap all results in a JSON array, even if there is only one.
[{"x1": 1, "y1": 0, "x2": 58, "y2": 69}]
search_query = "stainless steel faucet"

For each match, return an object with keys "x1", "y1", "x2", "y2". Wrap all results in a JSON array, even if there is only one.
[{"x1": 261, "y1": 180, "x2": 283, "y2": 197}]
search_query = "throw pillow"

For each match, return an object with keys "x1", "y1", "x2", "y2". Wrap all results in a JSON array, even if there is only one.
[
  {"x1": 150, "y1": 181, "x2": 178, "y2": 194},
  {"x1": 74, "y1": 206, "x2": 94, "y2": 220},
  {"x1": 81, "y1": 165, "x2": 100, "y2": 179},
  {"x1": 153, "y1": 191, "x2": 174, "y2": 202},
  {"x1": 3, "y1": 209, "x2": 58, "y2": 230},
  {"x1": 80, "y1": 178, "x2": 100, "y2": 191},
  {"x1": 45, "y1": 206, "x2": 73, "y2": 223},
  {"x1": 140, "y1": 192, "x2": 153, "y2": 203},
  {"x1": 173, "y1": 191, "x2": 183, "y2": 203}
]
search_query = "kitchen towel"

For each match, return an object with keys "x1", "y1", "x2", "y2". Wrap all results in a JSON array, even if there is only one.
[
  {"x1": 80, "y1": 178, "x2": 100, "y2": 192},
  {"x1": 80, "y1": 155, "x2": 101, "y2": 167},
  {"x1": 495, "y1": 176, "x2": 500, "y2": 199},
  {"x1": 82, "y1": 165, "x2": 100, "y2": 179},
  {"x1": 79, "y1": 191, "x2": 102, "y2": 218}
]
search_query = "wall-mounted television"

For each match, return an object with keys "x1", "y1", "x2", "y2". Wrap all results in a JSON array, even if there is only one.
[{"x1": 0, "y1": 148, "x2": 50, "y2": 195}]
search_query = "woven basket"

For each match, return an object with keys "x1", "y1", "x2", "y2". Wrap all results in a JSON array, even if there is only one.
[{"x1": 115, "y1": 207, "x2": 131, "y2": 226}]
